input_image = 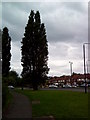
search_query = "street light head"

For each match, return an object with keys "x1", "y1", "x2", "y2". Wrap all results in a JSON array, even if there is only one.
[
  {"x1": 69, "y1": 61, "x2": 73, "y2": 64},
  {"x1": 84, "y1": 43, "x2": 90, "y2": 45}
]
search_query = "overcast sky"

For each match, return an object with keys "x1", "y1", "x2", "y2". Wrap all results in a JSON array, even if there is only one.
[{"x1": 2, "y1": 2, "x2": 88, "y2": 77}]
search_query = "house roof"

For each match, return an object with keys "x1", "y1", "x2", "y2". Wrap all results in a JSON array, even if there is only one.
[{"x1": 49, "y1": 74, "x2": 90, "y2": 82}]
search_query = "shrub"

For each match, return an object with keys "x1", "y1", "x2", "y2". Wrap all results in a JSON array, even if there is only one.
[{"x1": 2, "y1": 82, "x2": 9, "y2": 109}]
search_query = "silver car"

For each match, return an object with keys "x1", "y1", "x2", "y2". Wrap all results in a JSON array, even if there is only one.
[
  {"x1": 49, "y1": 85, "x2": 58, "y2": 88},
  {"x1": 8, "y1": 85, "x2": 14, "y2": 89}
]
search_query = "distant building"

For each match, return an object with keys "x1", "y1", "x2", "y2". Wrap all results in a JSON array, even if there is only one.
[{"x1": 48, "y1": 74, "x2": 90, "y2": 86}]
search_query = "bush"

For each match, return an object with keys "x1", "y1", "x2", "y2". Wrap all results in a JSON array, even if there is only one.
[{"x1": 2, "y1": 82, "x2": 9, "y2": 109}]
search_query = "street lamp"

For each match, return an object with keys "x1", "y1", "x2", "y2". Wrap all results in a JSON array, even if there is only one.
[
  {"x1": 69, "y1": 61, "x2": 73, "y2": 76},
  {"x1": 83, "y1": 43, "x2": 90, "y2": 93},
  {"x1": 86, "y1": 60, "x2": 90, "y2": 74},
  {"x1": 69, "y1": 61, "x2": 73, "y2": 85}
]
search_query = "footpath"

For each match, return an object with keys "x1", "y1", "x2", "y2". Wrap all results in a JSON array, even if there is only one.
[{"x1": 3, "y1": 90, "x2": 32, "y2": 119}]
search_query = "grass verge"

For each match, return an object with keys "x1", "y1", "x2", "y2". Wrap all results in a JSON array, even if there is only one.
[{"x1": 15, "y1": 89, "x2": 88, "y2": 118}]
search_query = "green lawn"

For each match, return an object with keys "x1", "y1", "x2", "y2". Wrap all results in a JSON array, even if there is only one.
[{"x1": 15, "y1": 89, "x2": 88, "y2": 118}]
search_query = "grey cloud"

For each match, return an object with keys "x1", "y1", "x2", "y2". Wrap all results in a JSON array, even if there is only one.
[
  {"x1": 10, "y1": 2, "x2": 42, "y2": 12},
  {"x1": 48, "y1": 60, "x2": 83, "y2": 76},
  {"x1": 49, "y1": 42, "x2": 84, "y2": 62},
  {"x1": 61, "y1": 2, "x2": 87, "y2": 13},
  {"x1": 2, "y1": 3, "x2": 28, "y2": 29},
  {"x1": 2, "y1": 2, "x2": 88, "y2": 43},
  {"x1": 12, "y1": 2, "x2": 62, "y2": 15},
  {"x1": 2, "y1": 2, "x2": 88, "y2": 76},
  {"x1": 2, "y1": 19, "x2": 24, "y2": 42},
  {"x1": 49, "y1": 42, "x2": 69, "y2": 60},
  {"x1": 44, "y1": 7, "x2": 88, "y2": 43}
]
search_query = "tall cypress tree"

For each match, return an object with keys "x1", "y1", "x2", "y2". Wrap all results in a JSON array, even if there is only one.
[
  {"x1": 2, "y1": 27, "x2": 11, "y2": 77},
  {"x1": 21, "y1": 10, "x2": 35, "y2": 88},
  {"x1": 21, "y1": 10, "x2": 49, "y2": 90}
]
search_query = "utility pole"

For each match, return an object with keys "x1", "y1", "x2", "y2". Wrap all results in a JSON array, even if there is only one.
[{"x1": 86, "y1": 60, "x2": 90, "y2": 74}]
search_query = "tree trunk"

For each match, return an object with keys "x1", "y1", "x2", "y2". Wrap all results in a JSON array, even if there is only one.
[{"x1": 33, "y1": 83, "x2": 38, "y2": 90}]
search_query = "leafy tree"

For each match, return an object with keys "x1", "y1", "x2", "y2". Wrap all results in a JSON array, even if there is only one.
[
  {"x1": 9, "y1": 70, "x2": 18, "y2": 78},
  {"x1": 2, "y1": 27, "x2": 11, "y2": 111},
  {"x1": 21, "y1": 10, "x2": 49, "y2": 90},
  {"x1": 2, "y1": 27, "x2": 11, "y2": 77},
  {"x1": 8, "y1": 70, "x2": 19, "y2": 86}
]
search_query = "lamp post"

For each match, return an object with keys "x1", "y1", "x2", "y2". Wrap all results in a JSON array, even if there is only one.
[
  {"x1": 86, "y1": 60, "x2": 90, "y2": 74},
  {"x1": 69, "y1": 61, "x2": 73, "y2": 85},
  {"x1": 69, "y1": 61, "x2": 73, "y2": 76},
  {"x1": 83, "y1": 43, "x2": 90, "y2": 93}
]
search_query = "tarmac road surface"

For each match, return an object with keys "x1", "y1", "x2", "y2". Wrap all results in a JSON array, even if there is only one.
[{"x1": 40, "y1": 87, "x2": 90, "y2": 92}]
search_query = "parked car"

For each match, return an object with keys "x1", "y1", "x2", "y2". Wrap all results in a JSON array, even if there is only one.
[
  {"x1": 72, "y1": 85, "x2": 77, "y2": 88},
  {"x1": 8, "y1": 85, "x2": 14, "y2": 89},
  {"x1": 88, "y1": 84, "x2": 90, "y2": 87},
  {"x1": 49, "y1": 85, "x2": 58, "y2": 88},
  {"x1": 54, "y1": 83, "x2": 59, "y2": 86},
  {"x1": 63, "y1": 84, "x2": 72, "y2": 88},
  {"x1": 80, "y1": 83, "x2": 88, "y2": 87},
  {"x1": 62, "y1": 85, "x2": 66, "y2": 88}
]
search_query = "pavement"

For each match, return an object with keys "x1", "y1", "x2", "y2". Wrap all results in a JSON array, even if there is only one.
[{"x1": 3, "y1": 90, "x2": 32, "y2": 119}]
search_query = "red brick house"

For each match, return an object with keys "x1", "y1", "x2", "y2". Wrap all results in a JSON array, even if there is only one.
[{"x1": 48, "y1": 74, "x2": 90, "y2": 86}]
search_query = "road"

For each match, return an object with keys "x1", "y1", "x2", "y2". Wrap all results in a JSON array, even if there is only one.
[
  {"x1": 40, "y1": 87, "x2": 90, "y2": 92},
  {"x1": 16, "y1": 87, "x2": 90, "y2": 93}
]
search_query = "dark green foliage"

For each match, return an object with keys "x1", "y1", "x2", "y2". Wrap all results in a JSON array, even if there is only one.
[
  {"x1": 7, "y1": 70, "x2": 22, "y2": 87},
  {"x1": 16, "y1": 77, "x2": 22, "y2": 87},
  {"x1": 2, "y1": 81, "x2": 9, "y2": 108},
  {"x1": 2, "y1": 27, "x2": 11, "y2": 77},
  {"x1": 2, "y1": 27, "x2": 11, "y2": 111},
  {"x1": 8, "y1": 70, "x2": 18, "y2": 86},
  {"x1": 21, "y1": 10, "x2": 49, "y2": 90}
]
